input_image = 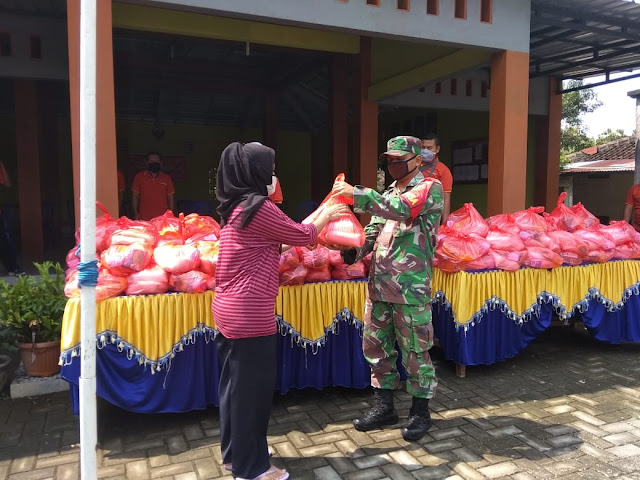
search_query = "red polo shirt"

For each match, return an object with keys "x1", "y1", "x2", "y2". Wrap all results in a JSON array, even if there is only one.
[
  {"x1": 625, "y1": 184, "x2": 640, "y2": 229},
  {"x1": 131, "y1": 171, "x2": 175, "y2": 220}
]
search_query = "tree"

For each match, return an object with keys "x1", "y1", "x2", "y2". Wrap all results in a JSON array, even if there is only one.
[
  {"x1": 560, "y1": 80, "x2": 602, "y2": 155},
  {"x1": 595, "y1": 128, "x2": 627, "y2": 144}
]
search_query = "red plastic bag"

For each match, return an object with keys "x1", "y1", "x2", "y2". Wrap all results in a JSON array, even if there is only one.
[
  {"x1": 362, "y1": 253, "x2": 372, "y2": 275},
  {"x1": 194, "y1": 241, "x2": 219, "y2": 276},
  {"x1": 65, "y1": 268, "x2": 128, "y2": 301},
  {"x1": 101, "y1": 243, "x2": 153, "y2": 276},
  {"x1": 571, "y1": 202, "x2": 600, "y2": 228},
  {"x1": 460, "y1": 254, "x2": 495, "y2": 271},
  {"x1": 109, "y1": 218, "x2": 158, "y2": 247},
  {"x1": 154, "y1": 244, "x2": 201, "y2": 274},
  {"x1": 279, "y1": 264, "x2": 307, "y2": 286},
  {"x1": 328, "y1": 250, "x2": 345, "y2": 267},
  {"x1": 446, "y1": 203, "x2": 489, "y2": 237},
  {"x1": 66, "y1": 247, "x2": 80, "y2": 271},
  {"x1": 585, "y1": 249, "x2": 615, "y2": 263},
  {"x1": 547, "y1": 230, "x2": 589, "y2": 256},
  {"x1": 559, "y1": 251, "x2": 583, "y2": 266},
  {"x1": 486, "y1": 226, "x2": 525, "y2": 251},
  {"x1": 514, "y1": 206, "x2": 548, "y2": 232},
  {"x1": 306, "y1": 174, "x2": 364, "y2": 248},
  {"x1": 490, "y1": 250, "x2": 525, "y2": 271},
  {"x1": 549, "y1": 192, "x2": 585, "y2": 232},
  {"x1": 152, "y1": 211, "x2": 184, "y2": 246},
  {"x1": 523, "y1": 247, "x2": 562, "y2": 269},
  {"x1": 436, "y1": 231, "x2": 491, "y2": 262},
  {"x1": 486, "y1": 213, "x2": 520, "y2": 233},
  {"x1": 305, "y1": 267, "x2": 331, "y2": 283},
  {"x1": 600, "y1": 221, "x2": 637, "y2": 246},
  {"x1": 183, "y1": 214, "x2": 221, "y2": 243},
  {"x1": 331, "y1": 261, "x2": 367, "y2": 280},
  {"x1": 297, "y1": 246, "x2": 329, "y2": 270},
  {"x1": 279, "y1": 248, "x2": 300, "y2": 274},
  {"x1": 574, "y1": 228, "x2": 616, "y2": 252},
  {"x1": 170, "y1": 271, "x2": 210, "y2": 293},
  {"x1": 126, "y1": 266, "x2": 170, "y2": 296},
  {"x1": 613, "y1": 242, "x2": 640, "y2": 260},
  {"x1": 74, "y1": 202, "x2": 117, "y2": 253},
  {"x1": 206, "y1": 275, "x2": 216, "y2": 291},
  {"x1": 519, "y1": 230, "x2": 560, "y2": 253}
]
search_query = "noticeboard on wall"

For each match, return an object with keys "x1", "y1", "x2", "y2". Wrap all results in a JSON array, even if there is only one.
[{"x1": 451, "y1": 139, "x2": 488, "y2": 184}]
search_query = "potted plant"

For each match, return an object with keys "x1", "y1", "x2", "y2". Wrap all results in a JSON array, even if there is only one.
[{"x1": 0, "y1": 262, "x2": 66, "y2": 377}]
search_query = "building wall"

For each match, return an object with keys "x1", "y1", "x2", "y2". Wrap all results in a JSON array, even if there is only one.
[
  {"x1": 142, "y1": 0, "x2": 531, "y2": 52},
  {"x1": 570, "y1": 173, "x2": 633, "y2": 224},
  {"x1": 0, "y1": 14, "x2": 68, "y2": 80}
]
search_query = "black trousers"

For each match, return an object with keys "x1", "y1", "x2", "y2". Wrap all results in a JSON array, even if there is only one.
[
  {"x1": 216, "y1": 332, "x2": 277, "y2": 479},
  {"x1": 0, "y1": 212, "x2": 17, "y2": 272}
]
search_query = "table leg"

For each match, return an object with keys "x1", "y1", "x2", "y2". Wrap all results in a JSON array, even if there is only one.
[{"x1": 455, "y1": 364, "x2": 466, "y2": 378}]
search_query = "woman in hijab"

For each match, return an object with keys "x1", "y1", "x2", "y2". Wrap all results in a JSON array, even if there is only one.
[{"x1": 213, "y1": 142, "x2": 348, "y2": 480}]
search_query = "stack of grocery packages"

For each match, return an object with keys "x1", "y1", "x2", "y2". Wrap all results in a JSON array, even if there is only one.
[{"x1": 435, "y1": 192, "x2": 640, "y2": 273}]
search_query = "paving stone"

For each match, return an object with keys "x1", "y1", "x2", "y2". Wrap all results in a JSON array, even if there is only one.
[
  {"x1": 477, "y1": 461, "x2": 520, "y2": 479},
  {"x1": 607, "y1": 444, "x2": 640, "y2": 458}
]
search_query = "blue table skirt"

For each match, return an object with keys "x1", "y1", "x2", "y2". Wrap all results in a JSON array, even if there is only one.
[{"x1": 62, "y1": 294, "x2": 640, "y2": 414}]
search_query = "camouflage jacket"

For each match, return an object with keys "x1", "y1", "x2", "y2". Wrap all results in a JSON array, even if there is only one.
[{"x1": 352, "y1": 172, "x2": 443, "y2": 305}]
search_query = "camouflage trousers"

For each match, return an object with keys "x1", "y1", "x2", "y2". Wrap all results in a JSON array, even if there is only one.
[{"x1": 363, "y1": 299, "x2": 437, "y2": 399}]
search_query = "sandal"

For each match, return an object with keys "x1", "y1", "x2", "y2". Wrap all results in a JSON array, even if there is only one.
[{"x1": 236, "y1": 466, "x2": 289, "y2": 480}]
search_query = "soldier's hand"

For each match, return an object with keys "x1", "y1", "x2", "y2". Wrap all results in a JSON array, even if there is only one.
[{"x1": 332, "y1": 181, "x2": 354, "y2": 199}]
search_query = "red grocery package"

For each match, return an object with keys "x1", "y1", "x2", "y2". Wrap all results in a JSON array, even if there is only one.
[
  {"x1": 279, "y1": 264, "x2": 307, "y2": 286},
  {"x1": 514, "y1": 206, "x2": 548, "y2": 232},
  {"x1": 126, "y1": 266, "x2": 170, "y2": 296},
  {"x1": 486, "y1": 213, "x2": 520, "y2": 233},
  {"x1": 101, "y1": 243, "x2": 153, "y2": 276},
  {"x1": 490, "y1": 250, "x2": 525, "y2": 271},
  {"x1": 571, "y1": 202, "x2": 600, "y2": 228},
  {"x1": 523, "y1": 247, "x2": 562, "y2": 269},
  {"x1": 559, "y1": 251, "x2": 583, "y2": 266},
  {"x1": 65, "y1": 268, "x2": 128, "y2": 301},
  {"x1": 297, "y1": 245, "x2": 329, "y2": 270},
  {"x1": 547, "y1": 230, "x2": 589, "y2": 256},
  {"x1": 613, "y1": 242, "x2": 640, "y2": 260},
  {"x1": 331, "y1": 261, "x2": 367, "y2": 280},
  {"x1": 154, "y1": 244, "x2": 201, "y2": 274},
  {"x1": 183, "y1": 214, "x2": 221, "y2": 243},
  {"x1": 170, "y1": 271, "x2": 210, "y2": 293},
  {"x1": 152, "y1": 211, "x2": 184, "y2": 246},
  {"x1": 446, "y1": 203, "x2": 489, "y2": 237},
  {"x1": 486, "y1": 226, "x2": 524, "y2": 251},
  {"x1": 109, "y1": 217, "x2": 158, "y2": 247},
  {"x1": 585, "y1": 249, "x2": 615, "y2": 263},
  {"x1": 279, "y1": 248, "x2": 300, "y2": 274},
  {"x1": 600, "y1": 221, "x2": 636, "y2": 246},
  {"x1": 327, "y1": 249, "x2": 345, "y2": 267},
  {"x1": 195, "y1": 241, "x2": 219, "y2": 276},
  {"x1": 305, "y1": 267, "x2": 331, "y2": 283},
  {"x1": 574, "y1": 228, "x2": 616, "y2": 252},
  {"x1": 437, "y1": 231, "x2": 491, "y2": 262},
  {"x1": 74, "y1": 202, "x2": 117, "y2": 254},
  {"x1": 66, "y1": 247, "x2": 80, "y2": 271},
  {"x1": 519, "y1": 230, "x2": 560, "y2": 253},
  {"x1": 549, "y1": 192, "x2": 585, "y2": 232},
  {"x1": 460, "y1": 254, "x2": 496, "y2": 271}
]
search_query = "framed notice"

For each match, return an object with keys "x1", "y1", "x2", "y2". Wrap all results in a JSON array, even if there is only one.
[{"x1": 451, "y1": 139, "x2": 488, "y2": 184}]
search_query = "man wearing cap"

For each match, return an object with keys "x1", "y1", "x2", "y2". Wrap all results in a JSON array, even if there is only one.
[
  {"x1": 131, "y1": 152, "x2": 175, "y2": 221},
  {"x1": 421, "y1": 134, "x2": 452, "y2": 223},
  {"x1": 331, "y1": 135, "x2": 443, "y2": 441}
]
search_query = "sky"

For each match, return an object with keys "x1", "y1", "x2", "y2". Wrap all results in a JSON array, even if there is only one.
[{"x1": 580, "y1": 71, "x2": 640, "y2": 137}]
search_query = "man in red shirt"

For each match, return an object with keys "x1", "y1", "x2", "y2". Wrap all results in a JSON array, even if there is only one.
[
  {"x1": 421, "y1": 134, "x2": 453, "y2": 223},
  {"x1": 117, "y1": 169, "x2": 126, "y2": 217},
  {"x1": 623, "y1": 183, "x2": 640, "y2": 230},
  {"x1": 131, "y1": 153, "x2": 175, "y2": 221}
]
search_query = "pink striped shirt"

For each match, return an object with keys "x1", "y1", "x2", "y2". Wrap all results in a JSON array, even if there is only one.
[{"x1": 212, "y1": 200, "x2": 317, "y2": 339}]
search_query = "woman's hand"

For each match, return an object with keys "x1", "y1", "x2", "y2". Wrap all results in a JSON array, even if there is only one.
[
  {"x1": 332, "y1": 181, "x2": 355, "y2": 199},
  {"x1": 323, "y1": 204, "x2": 350, "y2": 222}
]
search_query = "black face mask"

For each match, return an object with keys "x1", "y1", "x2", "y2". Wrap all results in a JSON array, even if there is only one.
[
  {"x1": 148, "y1": 163, "x2": 161, "y2": 174},
  {"x1": 387, "y1": 156, "x2": 418, "y2": 180}
]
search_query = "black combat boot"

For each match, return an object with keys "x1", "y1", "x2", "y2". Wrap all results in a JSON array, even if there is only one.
[
  {"x1": 401, "y1": 397, "x2": 432, "y2": 441},
  {"x1": 353, "y1": 389, "x2": 399, "y2": 432}
]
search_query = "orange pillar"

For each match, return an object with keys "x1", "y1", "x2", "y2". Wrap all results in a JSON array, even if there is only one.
[
  {"x1": 67, "y1": 0, "x2": 119, "y2": 225},
  {"x1": 535, "y1": 77, "x2": 561, "y2": 210},
  {"x1": 14, "y1": 79, "x2": 44, "y2": 258},
  {"x1": 332, "y1": 54, "x2": 348, "y2": 179},
  {"x1": 487, "y1": 50, "x2": 530, "y2": 215},
  {"x1": 353, "y1": 37, "x2": 378, "y2": 190}
]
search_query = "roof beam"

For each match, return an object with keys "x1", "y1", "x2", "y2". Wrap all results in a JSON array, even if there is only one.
[
  {"x1": 530, "y1": 14, "x2": 640, "y2": 43},
  {"x1": 531, "y1": 3, "x2": 640, "y2": 33},
  {"x1": 531, "y1": 48, "x2": 640, "y2": 77},
  {"x1": 559, "y1": 71, "x2": 640, "y2": 93}
]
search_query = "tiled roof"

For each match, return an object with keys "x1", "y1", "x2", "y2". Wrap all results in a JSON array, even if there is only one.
[{"x1": 561, "y1": 136, "x2": 637, "y2": 174}]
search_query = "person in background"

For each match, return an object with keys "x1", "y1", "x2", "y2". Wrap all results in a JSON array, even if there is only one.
[
  {"x1": 421, "y1": 134, "x2": 452, "y2": 223},
  {"x1": 131, "y1": 152, "x2": 175, "y2": 221},
  {"x1": 213, "y1": 142, "x2": 348, "y2": 480},
  {"x1": 0, "y1": 161, "x2": 23, "y2": 276},
  {"x1": 623, "y1": 182, "x2": 640, "y2": 231},
  {"x1": 117, "y1": 169, "x2": 126, "y2": 217},
  {"x1": 331, "y1": 135, "x2": 443, "y2": 442}
]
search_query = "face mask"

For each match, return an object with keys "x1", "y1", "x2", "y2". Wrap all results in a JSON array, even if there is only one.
[
  {"x1": 421, "y1": 149, "x2": 436, "y2": 164},
  {"x1": 266, "y1": 175, "x2": 277, "y2": 195},
  {"x1": 148, "y1": 163, "x2": 161, "y2": 174},
  {"x1": 387, "y1": 156, "x2": 418, "y2": 180}
]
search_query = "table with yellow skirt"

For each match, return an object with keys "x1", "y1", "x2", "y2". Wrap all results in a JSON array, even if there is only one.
[{"x1": 60, "y1": 260, "x2": 640, "y2": 414}]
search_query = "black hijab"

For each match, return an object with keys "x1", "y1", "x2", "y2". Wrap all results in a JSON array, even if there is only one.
[{"x1": 216, "y1": 142, "x2": 274, "y2": 229}]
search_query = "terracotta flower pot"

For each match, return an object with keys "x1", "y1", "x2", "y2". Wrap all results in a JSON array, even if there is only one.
[{"x1": 17, "y1": 340, "x2": 61, "y2": 377}]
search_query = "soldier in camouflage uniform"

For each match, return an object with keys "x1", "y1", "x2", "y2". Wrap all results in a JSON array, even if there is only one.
[{"x1": 332, "y1": 135, "x2": 443, "y2": 441}]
